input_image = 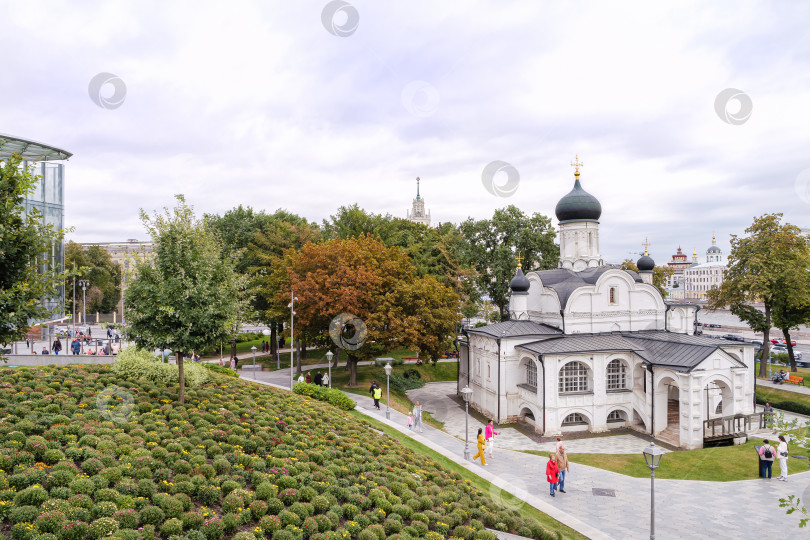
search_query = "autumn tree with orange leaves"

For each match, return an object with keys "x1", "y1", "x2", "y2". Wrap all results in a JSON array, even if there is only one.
[{"x1": 279, "y1": 234, "x2": 459, "y2": 385}]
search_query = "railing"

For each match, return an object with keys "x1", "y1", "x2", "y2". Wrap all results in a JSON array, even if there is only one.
[{"x1": 703, "y1": 412, "x2": 766, "y2": 439}]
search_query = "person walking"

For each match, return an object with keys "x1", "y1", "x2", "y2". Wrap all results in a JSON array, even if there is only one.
[
  {"x1": 52, "y1": 337, "x2": 62, "y2": 355},
  {"x1": 413, "y1": 401, "x2": 424, "y2": 432},
  {"x1": 485, "y1": 420, "x2": 499, "y2": 458},
  {"x1": 230, "y1": 356, "x2": 236, "y2": 370},
  {"x1": 407, "y1": 411, "x2": 414, "y2": 430},
  {"x1": 71, "y1": 338, "x2": 81, "y2": 355},
  {"x1": 758, "y1": 439, "x2": 776, "y2": 479},
  {"x1": 322, "y1": 373, "x2": 329, "y2": 388},
  {"x1": 555, "y1": 445, "x2": 570, "y2": 493},
  {"x1": 546, "y1": 453, "x2": 559, "y2": 497},
  {"x1": 555, "y1": 436, "x2": 564, "y2": 453},
  {"x1": 313, "y1": 371, "x2": 323, "y2": 386},
  {"x1": 472, "y1": 427, "x2": 487, "y2": 466},
  {"x1": 763, "y1": 402, "x2": 774, "y2": 423},
  {"x1": 373, "y1": 385, "x2": 382, "y2": 410},
  {"x1": 776, "y1": 435, "x2": 789, "y2": 481},
  {"x1": 305, "y1": 372, "x2": 312, "y2": 384},
  {"x1": 297, "y1": 373, "x2": 305, "y2": 383},
  {"x1": 369, "y1": 381, "x2": 378, "y2": 407}
]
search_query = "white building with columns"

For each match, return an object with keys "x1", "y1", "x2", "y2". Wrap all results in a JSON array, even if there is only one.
[{"x1": 458, "y1": 165, "x2": 756, "y2": 449}]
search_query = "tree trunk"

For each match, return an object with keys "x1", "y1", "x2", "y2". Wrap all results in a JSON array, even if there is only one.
[
  {"x1": 759, "y1": 304, "x2": 771, "y2": 379},
  {"x1": 783, "y1": 328, "x2": 797, "y2": 372},
  {"x1": 348, "y1": 355, "x2": 358, "y2": 386},
  {"x1": 177, "y1": 351, "x2": 185, "y2": 404},
  {"x1": 332, "y1": 348, "x2": 340, "y2": 368},
  {"x1": 295, "y1": 340, "x2": 302, "y2": 375},
  {"x1": 301, "y1": 337, "x2": 307, "y2": 361},
  {"x1": 270, "y1": 322, "x2": 277, "y2": 357},
  {"x1": 230, "y1": 339, "x2": 236, "y2": 362}
]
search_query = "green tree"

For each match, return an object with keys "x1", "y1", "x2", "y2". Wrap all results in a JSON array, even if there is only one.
[
  {"x1": 707, "y1": 214, "x2": 810, "y2": 377},
  {"x1": 65, "y1": 241, "x2": 121, "y2": 314},
  {"x1": 620, "y1": 259, "x2": 674, "y2": 298},
  {"x1": 459, "y1": 205, "x2": 559, "y2": 320},
  {"x1": 125, "y1": 195, "x2": 245, "y2": 402},
  {"x1": 0, "y1": 153, "x2": 71, "y2": 351}
]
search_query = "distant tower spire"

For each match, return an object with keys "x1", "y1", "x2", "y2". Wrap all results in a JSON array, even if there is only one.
[
  {"x1": 407, "y1": 176, "x2": 430, "y2": 226},
  {"x1": 416, "y1": 177, "x2": 421, "y2": 200}
]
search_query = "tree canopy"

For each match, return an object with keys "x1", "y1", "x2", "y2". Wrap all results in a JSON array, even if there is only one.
[
  {"x1": 0, "y1": 153, "x2": 70, "y2": 350},
  {"x1": 65, "y1": 241, "x2": 121, "y2": 314},
  {"x1": 459, "y1": 205, "x2": 559, "y2": 320},
  {"x1": 620, "y1": 259, "x2": 674, "y2": 298},
  {"x1": 707, "y1": 214, "x2": 810, "y2": 375},
  {"x1": 125, "y1": 195, "x2": 246, "y2": 402}
]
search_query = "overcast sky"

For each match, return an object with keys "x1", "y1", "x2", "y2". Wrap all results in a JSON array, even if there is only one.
[{"x1": 3, "y1": 0, "x2": 810, "y2": 265}]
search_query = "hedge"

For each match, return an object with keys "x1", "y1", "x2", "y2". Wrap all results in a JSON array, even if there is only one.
[
  {"x1": 293, "y1": 383, "x2": 356, "y2": 410},
  {"x1": 755, "y1": 393, "x2": 810, "y2": 416}
]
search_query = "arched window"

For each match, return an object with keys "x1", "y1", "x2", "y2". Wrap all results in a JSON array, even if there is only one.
[
  {"x1": 609, "y1": 287, "x2": 616, "y2": 304},
  {"x1": 606, "y1": 360, "x2": 627, "y2": 390},
  {"x1": 607, "y1": 410, "x2": 626, "y2": 422},
  {"x1": 562, "y1": 413, "x2": 587, "y2": 425},
  {"x1": 526, "y1": 360, "x2": 537, "y2": 388},
  {"x1": 559, "y1": 362, "x2": 589, "y2": 393}
]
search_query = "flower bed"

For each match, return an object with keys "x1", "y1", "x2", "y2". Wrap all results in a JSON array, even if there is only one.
[{"x1": 0, "y1": 365, "x2": 558, "y2": 539}]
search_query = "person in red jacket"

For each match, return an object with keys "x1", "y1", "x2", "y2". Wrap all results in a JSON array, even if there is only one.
[{"x1": 546, "y1": 452, "x2": 559, "y2": 497}]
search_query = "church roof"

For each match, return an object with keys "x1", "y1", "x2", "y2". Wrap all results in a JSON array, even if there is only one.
[
  {"x1": 515, "y1": 330, "x2": 750, "y2": 372},
  {"x1": 466, "y1": 320, "x2": 561, "y2": 339},
  {"x1": 554, "y1": 177, "x2": 602, "y2": 222},
  {"x1": 517, "y1": 334, "x2": 642, "y2": 355},
  {"x1": 530, "y1": 266, "x2": 642, "y2": 308}
]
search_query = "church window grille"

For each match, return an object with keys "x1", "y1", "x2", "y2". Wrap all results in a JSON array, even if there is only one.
[
  {"x1": 559, "y1": 361, "x2": 589, "y2": 393},
  {"x1": 609, "y1": 287, "x2": 616, "y2": 304},
  {"x1": 526, "y1": 361, "x2": 537, "y2": 388},
  {"x1": 562, "y1": 412, "x2": 586, "y2": 425},
  {"x1": 606, "y1": 360, "x2": 627, "y2": 390}
]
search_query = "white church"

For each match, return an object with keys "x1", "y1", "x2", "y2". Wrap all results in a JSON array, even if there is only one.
[{"x1": 458, "y1": 162, "x2": 756, "y2": 449}]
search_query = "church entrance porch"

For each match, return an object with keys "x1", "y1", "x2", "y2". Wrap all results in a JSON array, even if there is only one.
[{"x1": 654, "y1": 377, "x2": 681, "y2": 447}]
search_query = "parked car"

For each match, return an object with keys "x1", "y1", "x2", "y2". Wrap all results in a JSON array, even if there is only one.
[
  {"x1": 721, "y1": 334, "x2": 745, "y2": 342},
  {"x1": 769, "y1": 338, "x2": 797, "y2": 346},
  {"x1": 770, "y1": 345, "x2": 803, "y2": 361}
]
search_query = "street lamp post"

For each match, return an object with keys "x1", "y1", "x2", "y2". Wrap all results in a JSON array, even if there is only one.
[
  {"x1": 287, "y1": 293, "x2": 298, "y2": 391},
  {"x1": 461, "y1": 386, "x2": 473, "y2": 460},
  {"x1": 325, "y1": 350, "x2": 333, "y2": 389},
  {"x1": 384, "y1": 362, "x2": 393, "y2": 420},
  {"x1": 251, "y1": 346, "x2": 257, "y2": 380},
  {"x1": 78, "y1": 280, "x2": 89, "y2": 326},
  {"x1": 642, "y1": 442, "x2": 665, "y2": 540}
]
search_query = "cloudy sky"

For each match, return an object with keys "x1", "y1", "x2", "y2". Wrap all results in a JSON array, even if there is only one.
[{"x1": 3, "y1": 0, "x2": 810, "y2": 264}]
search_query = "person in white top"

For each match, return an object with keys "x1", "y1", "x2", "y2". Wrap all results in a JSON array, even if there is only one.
[
  {"x1": 776, "y1": 435, "x2": 789, "y2": 481},
  {"x1": 322, "y1": 373, "x2": 329, "y2": 387},
  {"x1": 297, "y1": 374, "x2": 305, "y2": 383}
]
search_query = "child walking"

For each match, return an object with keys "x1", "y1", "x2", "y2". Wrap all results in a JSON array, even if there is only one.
[
  {"x1": 407, "y1": 411, "x2": 414, "y2": 431},
  {"x1": 546, "y1": 453, "x2": 559, "y2": 497},
  {"x1": 472, "y1": 427, "x2": 487, "y2": 466}
]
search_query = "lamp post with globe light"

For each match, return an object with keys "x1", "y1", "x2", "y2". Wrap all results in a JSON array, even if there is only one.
[
  {"x1": 325, "y1": 350, "x2": 333, "y2": 388},
  {"x1": 461, "y1": 386, "x2": 473, "y2": 460},
  {"x1": 384, "y1": 362, "x2": 393, "y2": 420},
  {"x1": 250, "y1": 346, "x2": 257, "y2": 379},
  {"x1": 642, "y1": 442, "x2": 665, "y2": 540},
  {"x1": 287, "y1": 293, "x2": 298, "y2": 391}
]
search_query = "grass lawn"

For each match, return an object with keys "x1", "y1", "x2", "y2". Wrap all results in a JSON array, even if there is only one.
[
  {"x1": 352, "y1": 411, "x2": 589, "y2": 540},
  {"x1": 757, "y1": 386, "x2": 810, "y2": 409},
  {"x1": 336, "y1": 361, "x2": 459, "y2": 427},
  {"x1": 524, "y1": 439, "x2": 810, "y2": 481}
]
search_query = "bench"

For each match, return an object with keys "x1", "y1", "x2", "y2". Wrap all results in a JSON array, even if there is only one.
[
  {"x1": 402, "y1": 356, "x2": 421, "y2": 364},
  {"x1": 786, "y1": 376, "x2": 804, "y2": 385}
]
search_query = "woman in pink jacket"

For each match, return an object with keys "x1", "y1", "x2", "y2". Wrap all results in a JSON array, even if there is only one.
[
  {"x1": 546, "y1": 453, "x2": 559, "y2": 497},
  {"x1": 485, "y1": 419, "x2": 499, "y2": 458}
]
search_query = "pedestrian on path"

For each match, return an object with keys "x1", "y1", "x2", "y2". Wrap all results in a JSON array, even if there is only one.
[
  {"x1": 555, "y1": 445, "x2": 569, "y2": 493},
  {"x1": 763, "y1": 402, "x2": 774, "y2": 423},
  {"x1": 373, "y1": 385, "x2": 382, "y2": 410},
  {"x1": 71, "y1": 338, "x2": 81, "y2": 355},
  {"x1": 413, "y1": 401, "x2": 423, "y2": 432},
  {"x1": 758, "y1": 439, "x2": 775, "y2": 479},
  {"x1": 473, "y1": 427, "x2": 487, "y2": 466},
  {"x1": 305, "y1": 372, "x2": 312, "y2": 384},
  {"x1": 555, "y1": 436, "x2": 563, "y2": 453},
  {"x1": 322, "y1": 373, "x2": 329, "y2": 387},
  {"x1": 485, "y1": 420, "x2": 499, "y2": 458},
  {"x1": 776, "y1": 435, "x2": 789, "y2": 481},
  {"x1": 230, "y1": 356, "x2": 236, "y2": 370},
  {"x1": 297, "y1": 374, "x2": 305, "y2": 383},
  {"x1": 313, "y1": 371, "x2": 323, "y2": 386},
  {"x1": 407, "y1": 411, "x2": 414, "y2": 430},
  {"x1": 546, "y1": 453, "x2": 559, "y2": 497},
  {"x1": 52, "y1": 337, "x2": 62, "y2": 355}
]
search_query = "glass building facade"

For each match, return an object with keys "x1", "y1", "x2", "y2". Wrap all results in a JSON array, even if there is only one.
[{"x1": 23, "y1": 161, "x2": 66, "y2": 318}]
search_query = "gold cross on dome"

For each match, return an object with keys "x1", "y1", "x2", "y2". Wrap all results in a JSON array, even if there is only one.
[
  {"x1": 516, "y1": 251, "x2": 524, "y2": 269},
  {"x1": 570, "y1": 155, "x2": 583, "y2": 177},
  {"x1": 642, "y1": 237, "x2": 650, "y2": 256}
]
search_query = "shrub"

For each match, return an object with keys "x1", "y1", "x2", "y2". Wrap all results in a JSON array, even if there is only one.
[
  {"x1": 88, "y1": 517, "x2": 119, "y2": 539},
  {"x1": 112, "y1": 347, "x2": 209, "y2": 388},
  {"x1": 140, "y1": 505, "x2": 165, "y2": 525},
  {"x1": 292, "y1": 384, "x2": 356, "y2": 411},
  {"x1": 10, "y1": 505, "x2": 41, "y2": 524},
  {"x1": 113, "y1": 508, "x2": 139, "y2": 529},
  {"x1": 161, "y1": 518, "x2": 184, "y2": 537},
  {"x1": 14, "y1": 486, "x2": 49, "y2": 507},
  {"x1": 250, "y1": 499, "x2": 268, "y2": 519}
]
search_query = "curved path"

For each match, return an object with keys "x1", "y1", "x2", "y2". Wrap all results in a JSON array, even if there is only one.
[{"x1": 242, "y1": 366, "x2": 809, "y2": 539}]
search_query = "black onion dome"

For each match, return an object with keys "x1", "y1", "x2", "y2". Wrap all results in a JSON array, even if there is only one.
[
  {"x1": 707, "y1": 245, "x2": 721, "y2": 253},
  {"x1": 637, "y1": 254, "x2": 655, "y2": 272},
  {"x1": 555, "y1": 178, "x2": 602, "y2": 222},
  {"x1": 509, "y1": 267, "x2": 530, "y2": 292}
]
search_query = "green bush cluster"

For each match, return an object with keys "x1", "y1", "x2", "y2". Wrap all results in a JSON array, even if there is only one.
[
  {"x1": 292, "y1": 383, "x2": 356, "y2": 411},
  {"x1": 756, "y1": 394, "x2": 810, "y2": 416},
  {"x1": 0, "y1": 363, "x2": 557, "y2": 540},
  {"x1": 200, "y1": 363, "x2": 239, "y2": 378},
  {"x1": 112, "y1": 347, "x2": 209, "y2": 387}
]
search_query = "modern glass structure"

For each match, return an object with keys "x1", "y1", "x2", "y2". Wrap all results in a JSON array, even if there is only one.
[{"x1": 0, "y1": 134, "x2": 72, "y2": 325}]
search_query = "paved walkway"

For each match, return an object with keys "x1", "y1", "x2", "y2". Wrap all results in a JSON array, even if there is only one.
[
  {"x1": 758, "y1": 378, "x2": 810, "y2": 396},
  {"x1": 241, "y1": 367, "x2": 810, "y2": 539}
]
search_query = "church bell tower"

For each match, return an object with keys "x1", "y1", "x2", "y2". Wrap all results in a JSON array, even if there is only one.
[{"x1": 555, "y1": 156, "x2": 603, "y2": 271}]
